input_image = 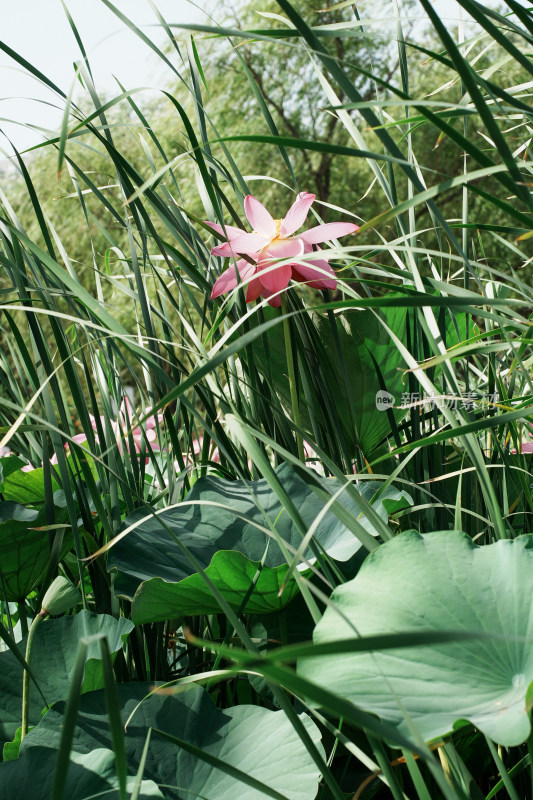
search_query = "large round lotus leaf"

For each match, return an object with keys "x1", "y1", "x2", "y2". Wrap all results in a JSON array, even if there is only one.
[
  {"x1": 15, "y1": 682, "x2": 323, "y2": 800},
  {"x1": 0, "y1": 610, "x2": 133, "y2": 755},
  {"x1": 109, "y1": 463, "x2": 410, "y2": 621},
  {"x1": 298, "y1": 530, "x2": 533, "y2": 746},
  {"x1": 0, "y1": 502, "x2": 61, "y2": 601},
  {"x1": 0, "y1": 747, "x2": 164, "y2": 799}
]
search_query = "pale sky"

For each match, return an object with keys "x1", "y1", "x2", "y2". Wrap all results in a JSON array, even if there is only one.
[
  {"x1": 0, "y1": 0, "x2": 479, "y2": 155},
  {"x1": 0, "y1": 0, "x2": 210, "y2": 154}
]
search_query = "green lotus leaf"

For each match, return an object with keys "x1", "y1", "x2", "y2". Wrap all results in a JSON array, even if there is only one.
[
  {"x1": 252, "y1": 307, "x2": 409, "y2": 454},
  {"x1": 0, "y1": 746, "x2": 164, "y2": 799},
  {"x1": 132, "y1": 550, "x2": 299, "y2": 623},
  {"x1": 0, "y1": 610, "x2": 133, "y2": 757},
  {"x1": 1, "y1": 466, "x2": 60, "y2": 506},
  {"x1": 1, "y1": 454, "x2": 98, "y2": 508},
  {"x1": 314, "y1": 308, "x2": 409, "y2": 453},
  {"x1": 298, "y1": 530, "x2": 533, "y2": 746},
  {"x1": 0, "y1": 457, "x2": 27, "y2": 486},
  {"x1": 0, "y1": 500, "x2": 72, "y2": 601},
  {"x1": 13, "y1": 682, "x2": 323, "y2": 800},
  {"x1": 0, "y1": 501, "x2": 39, "y2": 524},
  {"x1": 109, "y1": 463, "x2": 410, "y2": 620},
  {"x1": 0, "y1": 501, "x2": 54, "y2": 601},
  {"x1": 248, "y1": 593, "x2": 317, "y2": 706}
]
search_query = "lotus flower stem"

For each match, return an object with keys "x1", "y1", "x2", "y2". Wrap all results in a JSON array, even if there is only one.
[
  {"x1": 21, "y1": 610, "x2": 46, "y2": 741},
  {"x1": 281, "y1": 296, "x2": 305, "y2": 462},
  {"x1": 21, "y1": 577, "x2": 80, "y2": 740}
]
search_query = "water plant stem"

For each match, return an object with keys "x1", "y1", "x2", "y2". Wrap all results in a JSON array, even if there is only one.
[
  {"x1": 21, "y1": 611, "x2": 46, "y2": 741},
  {"x1": 17, "y1": 601, "x2": 28, "y2": 638},
  {"x1": 280, "y1": 296, "x2": 305, "y2": 462},
  {"x1": 528, "y1": 726, "x2": 533, "y2": 800}
]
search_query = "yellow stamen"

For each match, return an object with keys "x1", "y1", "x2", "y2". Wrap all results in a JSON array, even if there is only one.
[{"x1": 274, "y1": 219, "x2": 282, "y2": 238}]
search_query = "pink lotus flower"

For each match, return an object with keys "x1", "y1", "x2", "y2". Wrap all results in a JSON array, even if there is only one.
[
  {"x1": 206, "y1": 193, "x2": 358, "y2": 307},
  {"x1": 20, "y1": 431, "x2": 102, "y2": 472},
  {"x1": 18, "y1": 401, "x2": 165, "y2": 472},
  {"x1": 88, "y1": 398, "x2": 164, "y2": 455},
  {"x1": 20, "y1": 439, "x2": 83, "y2": 471},
  {"x1": 60, "y1": 399, "x2": 164, "y2": 458},
  {"x1": 191, "y1": 434, "x2": 220, "y2": 464},
  {"x1": 511, "y1": 441, "x2": 533, "y2": 455},
  {"x1": 510, "y1": 424, "x2": 533, "y2": 455}
]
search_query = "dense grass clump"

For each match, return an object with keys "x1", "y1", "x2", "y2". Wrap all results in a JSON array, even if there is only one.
[{"x1": 0, "y1": 1, "x2": 532, "y2": 798}]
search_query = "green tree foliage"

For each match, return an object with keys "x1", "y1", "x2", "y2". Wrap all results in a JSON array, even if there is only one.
[
  {"x1": 168, "y1": 0, "x2": 422, "y2": 215},
  {"x1": 169, "y1": 0, "x2": 529, "y2": 275},
  {"x1": 7, "y1": 0, "x2": 526, "y2": 285}
]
